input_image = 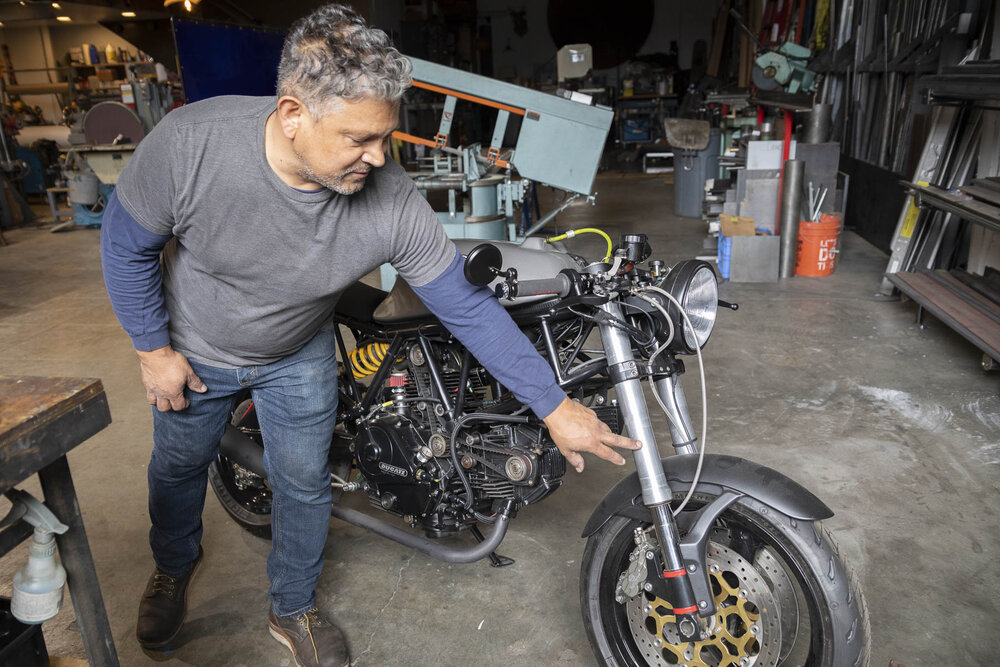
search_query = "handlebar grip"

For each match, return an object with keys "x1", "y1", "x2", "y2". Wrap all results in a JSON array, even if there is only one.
[{"x1": 496, "y1": 274, "x2": 573, "y2": 300}]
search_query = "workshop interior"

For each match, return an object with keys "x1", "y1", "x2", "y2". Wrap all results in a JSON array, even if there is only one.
[{"x1": 0, "y1": 0, "x2": 998, "y2": 666}]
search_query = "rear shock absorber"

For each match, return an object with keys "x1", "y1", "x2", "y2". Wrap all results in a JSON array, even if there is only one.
[{"x1": 347, "y1": 342, "x2": 389, "y2": 379}]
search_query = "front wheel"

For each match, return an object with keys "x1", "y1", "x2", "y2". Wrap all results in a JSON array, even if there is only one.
[{"x1": 581, "y1": 488, "x2": 870, "y2": 666}]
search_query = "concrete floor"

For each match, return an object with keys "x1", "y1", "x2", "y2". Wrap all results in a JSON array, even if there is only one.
[{"x1": 0, "y1": 174, "x2": 998, "y2": 666}]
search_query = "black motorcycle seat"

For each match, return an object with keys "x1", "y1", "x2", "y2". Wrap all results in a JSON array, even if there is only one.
[{"x1": 335, "y1": 282, "x2": 388, "y2": 323}]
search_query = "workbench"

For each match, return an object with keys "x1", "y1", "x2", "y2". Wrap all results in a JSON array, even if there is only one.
[{"x1": 0, "y1": 376, "x2": 119, "y2": 665}]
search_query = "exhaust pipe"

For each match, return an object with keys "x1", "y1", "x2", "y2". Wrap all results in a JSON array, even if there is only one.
[
  {"x1": 219, "y1": 424, "x2": 266, "y2": 477},
  {"x1": 219, "y1": 424, "x2": 515, "y2": 565},
  {"x1": 330, "y1": 501, "x2": 513, "y2": 564}
]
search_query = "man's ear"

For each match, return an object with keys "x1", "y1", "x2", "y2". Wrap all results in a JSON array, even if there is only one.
[{"x1": 276, "y1": 96, "x2": 308, "y2": 140}]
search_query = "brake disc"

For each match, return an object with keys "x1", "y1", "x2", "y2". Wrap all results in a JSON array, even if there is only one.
[
  {"x1": 623, "y1": 541, "x2": 782, "y2": 667},
  {"x1": 753, "y1": 546, "x2": 800, "y2": 663}
]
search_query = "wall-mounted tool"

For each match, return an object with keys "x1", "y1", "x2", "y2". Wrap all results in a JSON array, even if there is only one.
[
  {"x1": 753, "y1": 43, "x2": 818, "y2": 94},
  {"x1": 729, "y1": 9, "x2": 818, "y2": 95}
]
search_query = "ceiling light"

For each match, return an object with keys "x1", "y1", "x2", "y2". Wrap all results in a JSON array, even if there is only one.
[
  {"x1": 164, "y1": 0, "x2": 201, "y2": 11},
  {"x1": 56, "y1": 16, "x2": 71, "y2": 22},
  {"x1": 52, "y1": 2, "x2": 61, "y2": 8},
  {"x1": 122, "y1": 11, "x2": 136, "y2": 17}
]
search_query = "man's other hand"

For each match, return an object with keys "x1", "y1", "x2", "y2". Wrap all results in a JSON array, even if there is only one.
[
  {"x1": 136, "y1": 346, "x2": 207, "y2": 412},
  {"x1": 542, "y1": 397, "x2": 642, "y2": 473}
]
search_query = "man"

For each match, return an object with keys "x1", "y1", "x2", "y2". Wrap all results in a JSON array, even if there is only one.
[{"x1": 101, "y1": 5, "x2": 639, "y2": 666}]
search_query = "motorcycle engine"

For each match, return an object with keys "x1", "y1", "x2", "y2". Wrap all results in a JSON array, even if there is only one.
[{"x1": 352, "y1": 345, "x2": 566, "y2": 535}]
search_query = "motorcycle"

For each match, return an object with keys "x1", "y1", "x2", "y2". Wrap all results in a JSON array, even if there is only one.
[{"x1": 209, "y1": 231, "x2": 871, "y2": 666}]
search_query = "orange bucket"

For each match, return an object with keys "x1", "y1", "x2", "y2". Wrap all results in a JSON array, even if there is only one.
[{"x1": 795, "y1": 213, "x2": 842, "y2": 277}]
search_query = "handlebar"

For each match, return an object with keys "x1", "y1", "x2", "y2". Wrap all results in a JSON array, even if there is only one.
[{"x1": 495, "y1": 273, "x2": 573, "y2": 300}]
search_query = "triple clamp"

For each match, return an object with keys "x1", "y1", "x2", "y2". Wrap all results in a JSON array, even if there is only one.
[{"x1": 608, "y1": 359, "x2": 681, "y2": 385}]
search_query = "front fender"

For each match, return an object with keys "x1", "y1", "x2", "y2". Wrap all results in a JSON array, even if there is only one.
[{"x1": 581, "y1": 453, "x2": 833, "y2": 538}]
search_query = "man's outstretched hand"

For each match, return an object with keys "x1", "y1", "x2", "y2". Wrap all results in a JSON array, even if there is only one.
[
  {"x1": 136, "y1": 345, "x2": 207, "y2": 412},
  {"x1": 542, "y1": 396, "x2": 642, "y2": 473}
]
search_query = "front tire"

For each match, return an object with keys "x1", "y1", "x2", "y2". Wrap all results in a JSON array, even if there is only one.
[{"x1": 581, "y1": 488, "x2": 870, "y2": 666}]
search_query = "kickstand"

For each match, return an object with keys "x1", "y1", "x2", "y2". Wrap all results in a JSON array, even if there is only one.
[{"x1": 470, "y1": 525, "x2": 515, "y2": 567}]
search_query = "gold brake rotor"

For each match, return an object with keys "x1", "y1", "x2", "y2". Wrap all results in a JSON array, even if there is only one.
[{"x1": 624, "y1": 541, "x2": 781, "y2": 666}]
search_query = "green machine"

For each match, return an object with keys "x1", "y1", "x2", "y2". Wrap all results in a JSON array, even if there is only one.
[
  {"x1": 382, "y1": 57, "x2": 614, "y2": 288},
  {"x1": 753, "y1": 43, "x2": 818, "y2": 94}
]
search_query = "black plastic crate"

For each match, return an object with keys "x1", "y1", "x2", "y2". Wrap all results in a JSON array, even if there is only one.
[{"x1": 0, "y1": 597, "x2": 48, "y2": 667}]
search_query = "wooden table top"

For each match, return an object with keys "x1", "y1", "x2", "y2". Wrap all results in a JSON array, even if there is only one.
[{"x1": 0, "y1": 376, "x2": 111, "y2": 492}]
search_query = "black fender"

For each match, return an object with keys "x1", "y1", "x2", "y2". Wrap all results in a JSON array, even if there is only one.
[{"x1": 581, "y1": 453, "x2": 833, "y2": 538}]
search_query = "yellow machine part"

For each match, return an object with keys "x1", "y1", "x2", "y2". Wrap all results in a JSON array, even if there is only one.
[{"x1": 347, "y1": 342, "x2": 389, "y2": 379}]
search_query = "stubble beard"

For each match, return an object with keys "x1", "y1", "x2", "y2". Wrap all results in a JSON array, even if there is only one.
[{"x1": 293, "y1": 148, "x2": 369, "y2": 196}]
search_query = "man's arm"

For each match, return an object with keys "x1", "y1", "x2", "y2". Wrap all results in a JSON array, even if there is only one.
[
  {"x1": 100, "y1": 190, "x2": 206, "y2": 411},
  {"x1": 411, "y1": 249, "x2": 640, "y2": 472}
]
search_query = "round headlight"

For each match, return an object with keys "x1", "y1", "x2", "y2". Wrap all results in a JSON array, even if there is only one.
[{"x1": 658, "y1": 260, "x2": 719, "y2": 353}]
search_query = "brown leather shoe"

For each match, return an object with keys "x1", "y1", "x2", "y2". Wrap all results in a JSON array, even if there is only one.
[
  {"x1": 136, "y1": 547, "x2": 203, "y2": 649},
  {"x1": 268, "y1": 607, "x2": 350, "y2": 667}
]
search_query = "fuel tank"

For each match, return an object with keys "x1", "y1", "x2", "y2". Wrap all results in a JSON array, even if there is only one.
[{"x1": 372, "y1": 238, "x2": 581, "y2": 323}]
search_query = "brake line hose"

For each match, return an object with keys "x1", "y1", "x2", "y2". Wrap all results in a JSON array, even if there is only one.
[{"x1": 546, "y1": 228, "x2": 613, "y2": 262}]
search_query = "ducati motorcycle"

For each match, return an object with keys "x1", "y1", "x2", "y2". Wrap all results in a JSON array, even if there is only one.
[{"x1": 209, "y1": 231, "x2": 870, "y2": 666}]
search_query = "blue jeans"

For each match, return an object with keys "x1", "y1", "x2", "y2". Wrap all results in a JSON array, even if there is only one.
[{"x1": 148, "y1": 329, "x2": 338, "y2": 617}]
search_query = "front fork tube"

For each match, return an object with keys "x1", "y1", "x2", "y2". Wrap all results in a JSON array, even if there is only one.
[
  {"x1": 654, "y1": 374, "x2": 698, "y2": 456},
  {"x1": 598, "y1": 303, "x2": 701, "y2": 640}
]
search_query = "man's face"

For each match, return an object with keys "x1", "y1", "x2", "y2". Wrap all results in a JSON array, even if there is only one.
[{"x1": 291, "y1": 96, "x2": 399, "y2": 195}]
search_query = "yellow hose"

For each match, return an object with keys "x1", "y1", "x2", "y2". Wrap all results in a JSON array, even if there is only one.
[{"x1": 545, "y1": 227, "x2": 613, "y2": 262}]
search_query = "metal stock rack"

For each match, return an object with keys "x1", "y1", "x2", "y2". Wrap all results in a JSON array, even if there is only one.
[{"x1": 880, "y1": 50, "x2": 1000, "y2": 368}]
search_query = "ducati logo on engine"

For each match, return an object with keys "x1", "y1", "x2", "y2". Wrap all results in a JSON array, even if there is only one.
[{"x1": 379, "y1": 462, "x2": 408, "y2": 477}]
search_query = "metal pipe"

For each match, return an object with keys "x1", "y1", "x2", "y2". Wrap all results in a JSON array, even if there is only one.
[
  {"x1": 653, "y1": 375, "x2": 697, "y2": 454},
  {"x1": 419, "y1": 336, "x2": 454, "y2": 418},
  {"x1": 779, "y1": 159, "x2": 805, "y2": 278},
  {"x1": 802, "y1": 103, "x2": 832, "y2": 143},
  {"x1": 411, "y1": 177, "x2": 466, "y2": 191},
  {"x1": 539, "y1": 319, "x2": 565, "y2": 384},
  {"x1": 597, "y1": 303, "x2": 672, "y2": 507},
  {"x1": 522, "y1": 193, "x2": 581, "y2": 238},
  {"x1": 331, "y1": 500, "x2": 514, "y2": 564}
]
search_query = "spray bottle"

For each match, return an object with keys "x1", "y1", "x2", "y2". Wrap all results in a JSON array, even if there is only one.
[{"x1": 1, "y1": 489, "x2": 69, "y2": 624}]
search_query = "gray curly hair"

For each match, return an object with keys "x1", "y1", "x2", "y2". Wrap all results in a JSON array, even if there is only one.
[{"x1": 277, "y1": 3, "x2": 412, "y2": 117}]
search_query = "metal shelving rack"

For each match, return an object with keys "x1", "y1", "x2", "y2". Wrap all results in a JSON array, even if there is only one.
[{"x1": 879, "y1": 30, "x2": 1000, "y2": 367}]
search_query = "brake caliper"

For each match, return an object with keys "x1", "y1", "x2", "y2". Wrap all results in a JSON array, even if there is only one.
[{"x1": 615, "y1": 527, "x2": 655, "y2": 603}]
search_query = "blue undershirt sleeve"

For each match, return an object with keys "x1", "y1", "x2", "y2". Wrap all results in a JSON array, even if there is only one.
[
  {"x1": 100, "y1": 189, "x2": 173, "y2": 351},
  {"x1": 411, "y1": 248, "x2": 567, "y2": 419}
]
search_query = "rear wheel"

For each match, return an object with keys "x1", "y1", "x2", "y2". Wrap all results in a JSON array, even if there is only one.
[
  {"x1": 581, "y1": 487, "x2": 870, "y2": 666},
  {"x1": 208, "y1": 397, "x2": 355, "y2": 539},
  {"x1": 208, "y1": 398, "x2": 273, "y2": 538}
]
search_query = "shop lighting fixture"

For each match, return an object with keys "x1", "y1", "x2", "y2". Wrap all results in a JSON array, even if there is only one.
[
  {"x1": 122, "y1": 11, "x2": 137, "y2": 17},
  {"x1": 52, "y1": 2, "x2": 61, "y2": 8},
  {"x1": 56, "y1": 16, "x2": 71, "y2": 22},
  {"x1": 164, "y1": 0, "x2": 200, "y2": 12}
]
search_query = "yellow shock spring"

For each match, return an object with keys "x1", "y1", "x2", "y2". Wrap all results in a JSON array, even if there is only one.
[{"x1": 347, "y1": 342, "x2": 390, "y2": 379}]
